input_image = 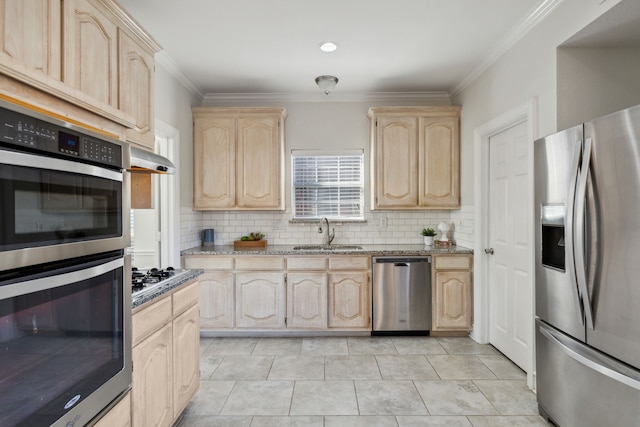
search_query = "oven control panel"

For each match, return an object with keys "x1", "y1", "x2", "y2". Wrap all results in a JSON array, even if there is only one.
[{"x1": 0, "y1": 106, "x2": 123, "y2": 169}]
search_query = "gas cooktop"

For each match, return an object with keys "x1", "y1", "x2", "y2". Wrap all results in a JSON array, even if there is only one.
[{"x1": 131, "y1": 267, "x2": 186, "y2": 296}]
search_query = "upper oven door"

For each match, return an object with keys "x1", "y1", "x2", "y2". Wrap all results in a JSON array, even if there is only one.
[{"x1": 0, "y1": 148, "x2": 129, "y2": 270}]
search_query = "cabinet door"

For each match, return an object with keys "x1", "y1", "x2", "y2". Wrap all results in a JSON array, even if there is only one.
[
  {"x1": 236, "y1": 272, "x2": 285, "y2": 328},
  {"x1": 173, "y1": 304, "x2": 200, "y2": 419},
  {"x1": 132, "y1": 322, "x2": 173, "y2": 427},
  {"x1": 433, "y1": 270, "x2": 472, "y2": 331},
  {"x1": 199, "y1": 271, "x2": 234, "y2": 329},
  {"x1": 419, "y1": 116, "x2": 460, "y2": 207},
  {"x1": 119, "y1": 29, "x2": 154, "y2": 148},
  {"x1": 373, "y1": 116, "x2": 418, "y2": 208},
  {"x1": 287, "y1": 272, "x2": 327, "y2": 329},
  {"x1": 0, "y1": 0, "x2": 61, "y2": 80},
  {"x1": 193, "y1": 116, "x2": 236, "y2": 209},
  {"x1": 328, "y1": 272, "x2": 370, "y2": 328},
  {"x1": 94, "y1": 391, "x2": 131, "y2": 427},
  {"x1": 64, "y1": 0, "x2": 118, "y2": 108},
  {"x1": 236, "y1": 115, "x2": 283, "y2": 209}
]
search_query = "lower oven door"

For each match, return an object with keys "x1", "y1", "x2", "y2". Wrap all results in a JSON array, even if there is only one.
[{"x1": 0, "y1": 252, "x2": 131, "y2": 427}]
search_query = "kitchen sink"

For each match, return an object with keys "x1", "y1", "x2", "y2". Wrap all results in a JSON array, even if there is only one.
[{"x1": 293, "y1": 244, "x2": 363, "y2": 251}]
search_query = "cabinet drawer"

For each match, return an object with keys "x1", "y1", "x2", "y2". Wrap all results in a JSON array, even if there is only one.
[
  {"x1": 132, "y1": 295, "x2": 172, "y2": 347},
  {"x1": 329, "y1": 256, "x2": 370, "y2": 271},
  {"x1": 434, "y1": 255, "x2": 471, "y2": 270},
  {"x1": 173, "y1": 280, "x2": 199, "y2": 316},
  {"x1": 235, "y1": 256, "x2": 284, "y2": 270},
  {"x1": 287, "y1": 256, "x2": 327, "y2": 270},
  {"x1": 183, "y1": 256, "x2": 233, "y2": 270}
]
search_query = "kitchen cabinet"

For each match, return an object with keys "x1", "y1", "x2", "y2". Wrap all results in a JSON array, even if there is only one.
[
  {"x1": 64, "y1": 0, "x2": 119, "y2": 109},
  {"x1": 131, "y1": 280, "x2": 200, "y2": 427},
  {"x1": 287, "y1": 272, "x2": 327, "y2": 329},
  {"x1": 183, "y1": 256, "x2": 235, "y2": 329},
  {"x1": 368, "y1": 106, "x2": 461, "y2": 209},
  {"x1": 328, "y1": 256, "x2": 371, "y2": 329},
  {"x1": 172, "y1": 303, "x2": 200, "y2": 419},
  {"x1": 132, "y1": 321, "x2": 173, "y2": 427},
  {"x1": 287, "y1": 256, "x2": 329, "y2": 329},
  {"x1": 235, "y1": 256, "x2": 285, "y2": 329},
  {"x1": 0, "y1": 0, "x2": 159, "y2": 143},
  {"x1": 182, "y1": 254, "x2": 371, "y2": 333},
  {"x1": 94, "y1": 391, "x2": 131, "y2": 427},
  {"x1": 192, "y1": 107, "x2": 286, "y2": 210},
  {"x1": 0, "y1": 0, "x2": 61, "y2": 81},
  {"x1": 431, "y1": 254, "x2": 473, "y2": 334},
  {"x1": 118, "y1": 27, "x2": 156, "y2": 148}
]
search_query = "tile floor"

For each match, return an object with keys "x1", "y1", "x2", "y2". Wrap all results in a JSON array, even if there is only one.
[{"x1": 177, "y1": 336, "x2": 550, "y2": 427}]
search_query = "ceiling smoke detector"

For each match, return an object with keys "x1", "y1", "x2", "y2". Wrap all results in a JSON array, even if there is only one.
[{"x1": 315, "y1": 75, "x2": 339, "y2": 95}]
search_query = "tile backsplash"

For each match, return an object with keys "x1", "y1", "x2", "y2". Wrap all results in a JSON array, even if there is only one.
[{"x1": 180, "y1": 205, "x2": 475, "y2": 250}]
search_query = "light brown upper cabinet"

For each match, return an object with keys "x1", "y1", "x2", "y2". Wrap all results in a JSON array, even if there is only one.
[
  {"x1": 368, "y1": 106, "x2": 461, "y2": 209},
  {"x1": 64, "y1": 0, "x2": 159, "y2": 148},
  {"x1": 0, "y1": 0, "x2": 62, "y2": 81},
  {"x1": 193, "y1": 107, "x2": 286, "y2": 210},
  {"x1": 0, "y1": 0, "x2": 159, "y2": 147},
  {"x1": 64, "y1": 0, "x2": 119, "y2": 109},
  {"x1": 117, "y1": 26, "x2": 156, "y2": 148}
]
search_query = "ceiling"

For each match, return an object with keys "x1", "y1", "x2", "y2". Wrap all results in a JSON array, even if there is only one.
[{"x1": 118, "y1": 0, "x2": 549, "y2": 99}]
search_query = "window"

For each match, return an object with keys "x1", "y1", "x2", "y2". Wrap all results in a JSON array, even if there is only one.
[{"x1": 292, "y1": 150, "x2": 364, "y2": 220}]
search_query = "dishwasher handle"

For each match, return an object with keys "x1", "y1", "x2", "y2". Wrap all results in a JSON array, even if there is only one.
[{"x1": 373, "y1": 257, "x2": 432, "y2": 264}]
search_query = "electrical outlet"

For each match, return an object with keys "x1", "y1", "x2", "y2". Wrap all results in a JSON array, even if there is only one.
[
  {"x1": 379, "y1": 217, "x2": 388, "y2": 227},
  {"x1": 272, "y1": 220, "x2": 285, "y2": 230}
]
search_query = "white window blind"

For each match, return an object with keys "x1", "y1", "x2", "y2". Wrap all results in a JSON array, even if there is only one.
[{"x1": 292, "y1": 150, "x2": 364, "y2": 220}]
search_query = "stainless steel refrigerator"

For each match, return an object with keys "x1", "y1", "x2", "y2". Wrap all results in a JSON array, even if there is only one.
[{"x1": 535, "y1": 104, "x2": 640, "y2": 427}]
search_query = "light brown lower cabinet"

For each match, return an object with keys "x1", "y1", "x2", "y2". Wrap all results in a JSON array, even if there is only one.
[
  {"x1": 131, "y1": 280, "x2": 200, "y2": 427},
  {"x1": 432, "y1": 255, "x2": 473, "y2": 334},
  {"x1": 182, "y1": 254, "x2": 371, "y2": 332},
  {"x1": 94, "y1": 391, "x2": 131, "y2": 427}
]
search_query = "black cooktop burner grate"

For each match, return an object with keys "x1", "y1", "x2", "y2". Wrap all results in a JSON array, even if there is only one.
[{"x1": 132, "y1": 266, "x2": 175, "y2": 290}]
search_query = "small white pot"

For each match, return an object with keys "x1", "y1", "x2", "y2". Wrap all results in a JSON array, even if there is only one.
[{"x1": 423, "y1": 236, "x2": 434, "y2": 246}]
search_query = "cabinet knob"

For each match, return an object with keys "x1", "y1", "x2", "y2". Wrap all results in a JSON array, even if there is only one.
[{"x1": 484, "y1": 248, "x2": 494, "y2": 255}]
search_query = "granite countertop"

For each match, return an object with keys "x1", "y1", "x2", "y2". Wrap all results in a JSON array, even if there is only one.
[
  {"x1": 180, "y1": 244, "x2": 473, "y2": 256},
  {"x1": 131, "y1": 268, "x2": 203, "y2": 309}
]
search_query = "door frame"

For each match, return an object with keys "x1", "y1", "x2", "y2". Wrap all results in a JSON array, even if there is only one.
[
  {"x1": 472, "y1": 98, "x2": 537, "y2": 389},
  {"x1": 155, "y1": 119, "x2": 180, "y2": 268}
]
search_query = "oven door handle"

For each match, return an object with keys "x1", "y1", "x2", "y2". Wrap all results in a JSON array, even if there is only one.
[
  {"x1": 2, "y1": 148, "x2": 123, "y2": 182},
  {"x1": 0, "y1": 258, "x2": 124, "y2": 299}
]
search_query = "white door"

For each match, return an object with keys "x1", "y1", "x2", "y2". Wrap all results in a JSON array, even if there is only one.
[{"x1": 488, "y1": 121, "x2": 531, "y2": 370}]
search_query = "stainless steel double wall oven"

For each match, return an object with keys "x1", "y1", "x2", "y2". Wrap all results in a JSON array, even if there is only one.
[{"x1": 0, "y1": 100, "x2": 132, "y2": 427}]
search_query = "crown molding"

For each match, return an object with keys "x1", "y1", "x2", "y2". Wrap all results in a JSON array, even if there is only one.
[
  {"x1": 201, "y1": 91, "x2": 452, "y2": 105},
  {"x1": 156, "y1": 0, "x2": 562, "y2": 104},
  {"x1": 155, "y1": 52, "x2": 204, "y2": 100},
  {"x1": 450, "y1": 0, "x2": 564, "y2": 99}
]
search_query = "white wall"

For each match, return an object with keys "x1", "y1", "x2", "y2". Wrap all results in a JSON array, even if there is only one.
[
  {"x1": 557, "y1": 47, "x2": 640, "y2": 129},
  {"x1": 453, "y1": 0, "x2": 619, "y2": 213},
  {"x1": 152, "y1": 63, "x2": 200, "y2": 257}
]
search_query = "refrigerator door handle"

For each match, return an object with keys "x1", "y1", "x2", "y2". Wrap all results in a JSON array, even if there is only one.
[
  {"x1": 566, "y1": 139, "x2": 585, "y2": 324},
  {"x1": 575, "y1": 137, "x2": 595, "y2": 329},
  {"x1": 539, "y1": 323, "x2": 640, "y2": 391}
]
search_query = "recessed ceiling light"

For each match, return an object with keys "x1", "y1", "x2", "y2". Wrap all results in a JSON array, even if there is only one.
[{"x1": 319, "y1": 41, "x2": 338, "y2": 53}]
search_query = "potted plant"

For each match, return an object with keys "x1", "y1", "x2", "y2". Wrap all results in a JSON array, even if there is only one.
[{"x1": 421, "y1": 227, "x2": 437, "y2": 246}]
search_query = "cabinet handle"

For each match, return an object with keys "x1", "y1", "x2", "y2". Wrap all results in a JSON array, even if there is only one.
[{"x1": 484, "y1": 248, "x2": 494, "y2": 255}]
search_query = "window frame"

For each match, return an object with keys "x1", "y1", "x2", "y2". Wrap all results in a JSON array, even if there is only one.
[{"x1": 290, "y1": 149, "x2": 365, "y2": 222}]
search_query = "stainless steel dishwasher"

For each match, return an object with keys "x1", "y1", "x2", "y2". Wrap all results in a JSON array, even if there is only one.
[{"x1": 372, "y1": 256, "x2": 432, "y2": 335}]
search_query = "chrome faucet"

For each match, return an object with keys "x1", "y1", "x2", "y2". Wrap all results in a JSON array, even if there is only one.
[{"x1": 318, "y1": 217, "x2": 335, "y2": 246}]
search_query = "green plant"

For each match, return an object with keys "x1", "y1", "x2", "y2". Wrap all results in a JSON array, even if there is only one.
[{"x1": 421, "y1": 227, "x2": 436, "y2": 237}]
